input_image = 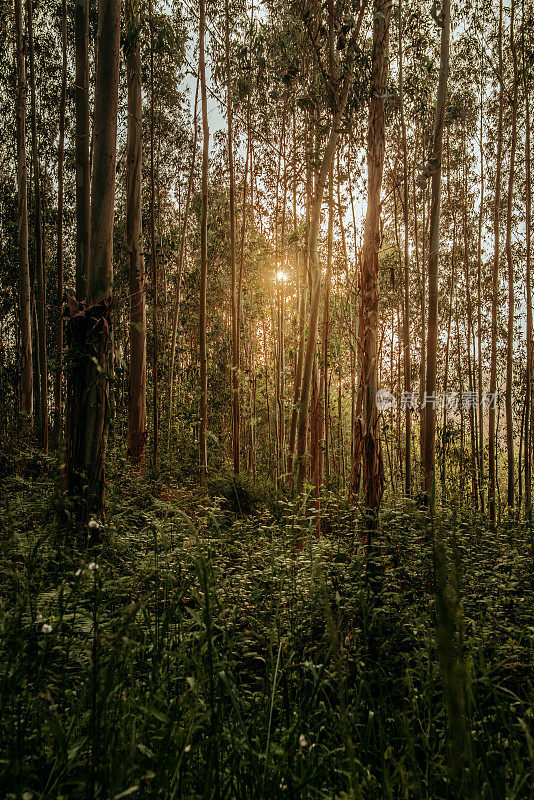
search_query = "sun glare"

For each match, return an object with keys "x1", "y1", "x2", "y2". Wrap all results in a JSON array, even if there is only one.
[{"x1": 276, "y1": 269, "x2": 288, "y2": 282}]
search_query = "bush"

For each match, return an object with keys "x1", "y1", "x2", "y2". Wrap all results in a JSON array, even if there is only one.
[{"x1": 207, "y1": 469, "x2": 274, "y2": 514}]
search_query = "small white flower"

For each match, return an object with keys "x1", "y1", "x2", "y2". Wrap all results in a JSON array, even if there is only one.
[
  {"x1": 75, "y1": 568, "x2": 82, "y2": 577},
  {"x1": 88, "y1": 562, "x2": 98, "y2": 571},
  {"x1": 299, "y1": 734, "x2": 308, "y2": 748},
  {"x1": 41, "y1": 623, "x2": 52, "y2": 634},
  {"x1": 88, "y1": 519, "x2": 100, "y2": 530},
  {"x1": 184, "y1": 744, "x2": 191, "y2": 753}
]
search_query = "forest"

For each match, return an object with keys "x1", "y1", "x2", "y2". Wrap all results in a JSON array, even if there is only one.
[{"x1": 0, "y1": 0, "x2": 533, "y2": 795}]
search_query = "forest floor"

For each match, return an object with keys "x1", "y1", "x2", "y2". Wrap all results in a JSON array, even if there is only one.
[{"x1": 0, "y1": 446, "x2": 533, "y2": 799}]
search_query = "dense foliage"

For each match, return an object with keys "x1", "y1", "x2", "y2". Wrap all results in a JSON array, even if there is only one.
[{"x1": 0, "y1": 450, "x2": 532, "y2": 798}]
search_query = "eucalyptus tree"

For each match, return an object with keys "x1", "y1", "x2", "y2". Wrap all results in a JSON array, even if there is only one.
[
  {"x1": 489, "y1": 0, "x2": 504, "y2": 524},
  {"x1": 505, "y1": 0, "x2": 518, "y2": 509},
  {"x1": 421, "y1": 0, "x2": 450, "y2": 503},
  {"x1": 358, "y1": 0, "x2": 392, "y2": 534},
  {"x1": 15, "y1": 0, "x2": 33, "y2": 424},
  {"x1": 199, "y1": 0, "x2": 209, "y2": 484},
  {"x1": 289, "y1": 0, "x2": 367, "y2": 492},
  {"x1": 26, "y1": 0, "x2": 48, "y2": 449},
  {"x1": 75, "y1": 0, "x2": 90, "y2": 300},
  {"x1": 66, "y1": 0, "x2": 121, "y2": 519},
  {"x1": 125, "y1": 0, "x2": 147, "y2": 466}
]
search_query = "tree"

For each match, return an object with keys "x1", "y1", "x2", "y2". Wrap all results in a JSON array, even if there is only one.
[
  {"x1": 26, "y1": 0, "x2": 48, "y2": 450},
  {"x1": 75, "y1": 0, "x2": 90, "y2": 300},
  {"x1": 422, "y1": 0, "x2": 451, "y2": 503},
  {"x1": 125, "y1": 0, "x2": 147, "y2": 466},
  {"x1": 505, "y1": 0, "x2": 518, "y2": 509},
  {"x1": 358, "y1": 0, "x2": 391, "y2": 535},
  {"x1": 489, "y1": 0, "x2": 504, "y2": 524},
  {"x1": 199, "y1": 0, "x2": 209, "y2": 484},
  {"x1": 295, "y1": 0, "x2": 366, "y2": 492},
  {"x1": 398, "y1": 0, "x2": 411, "y2": 496},
  {"x1": 66, "y1": 0, "x2": 121, "y2": 519},
  {"x1": 149, "y1": 0, "x2": 159, "y2": 469},
  {"x1": 15, "y1": 0, "x2": 32, "y2": 424},
  {"x1": 523, "y1": 0, "x2": 532, "y2": 514},
  {"x1": 54, "y1": 0, "x2": 67, "y2": 439},
  {"x1": 225, "y1": 0, "x2": 240, "y2": 475}
]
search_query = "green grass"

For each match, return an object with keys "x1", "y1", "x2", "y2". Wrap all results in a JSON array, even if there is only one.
[{"x1": 0, "y1": 458, "x2": 533, "y2": 799}]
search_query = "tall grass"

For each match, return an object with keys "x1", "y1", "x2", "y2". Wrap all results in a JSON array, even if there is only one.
[{"x1": 0, "y1": 468, "x2": 532, "y2": 798}]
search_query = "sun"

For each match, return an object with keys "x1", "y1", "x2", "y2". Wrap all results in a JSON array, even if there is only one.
[{"x1": 276, "y1": 269, "x2": 288, "y2": 282}]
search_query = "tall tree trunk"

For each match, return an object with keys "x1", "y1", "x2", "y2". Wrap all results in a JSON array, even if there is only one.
[
  {"x1": 167, "y1": 77, "x2": 199, "y2": 452},
  {"x1": 225, "y1": 0, "x2": 239, "y2": 474},
  {"x1": 295, "y1": 46, "x2": 360, "y2": 492},
  {"x1": 26, "y1": 0, "x2": 48, "y2": 450},
  {"x1": 75, "y1": 0, "x2": 90, "y2": 300},
  {"x1": 125, "y1": 0, "x2": 147, "y2": 466},
  {"x1": 523, "y1": 0, "x2": 532, "y2": 514},
  {"x1": 54, "y1": 0, "x2": 67, "y2": 440},
  {"x1": 287, "y1": 111, "x2": 307, "y2": 483},
  {"x1": 505, "y1": 0, "x2": 518, "y2": 509},
  {"x1": 15, "y1": 0, "x2": 33, "y2": 423},
  {"x1": 399, "y1": 0, "x2": 411, "y2": 496},
  {"x1": 422, "y1": 0, "x2": 450, "y2": 503},
  {"x1": 66, "y1": 0, "x2": 120, "y2": 520},
  {"x1": 149, "y1": 0, "x2": 159, "y2": 469},
  {"x1": 321, "y1": 164, "x2": 334, "y2": 485},
  {"x1": 296, "y1": 124, "x2": 339, "y2": 492},
  {"x1": 489, "y1": 0, "x2": 504, "y2": 524},
  {"x1": 199, "y1": 0, "x2": 209, "y2": 485},
  {"x1": 358, "y1": 0, "x2": 391, "y2": 535},
  {"x1": 477, "y1": 65, "x2": 485, "y2": 514}
]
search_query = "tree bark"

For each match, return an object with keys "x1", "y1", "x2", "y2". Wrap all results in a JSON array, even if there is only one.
[
  {"x1": 199, "y1": 0, "x2": 209, "y2": 485},
  {"x1": 477, "y1": 66, "x2": 485, "y2": 513},
  {"x1": 358, "y1": 0, "x2": 391, "y2": 534},
  {"x1": 66, "y1": 0, "x2": 120, "y2": 520},
  {"x1": 54, "y1": 0, "x2": 67, "y2": 440},
  {"x1": 287, "y1": 111, "x2": 307, "y2": 483},
  {"x1": 225, "y1": 0, "x2": 239, "y2": 474},
  {"x1": 15, "y1": 0, "x2": 33, "y2": 423},
  {"x1": 125, "y1": 0, "x2": 147, "y2": 466},
  {"x1": 26, "y1": 0, "x2": 48, "y2": 450},
  {"x1": 167, "y1": 77, "x2": 199, "y2": 452},
  {"x1": 422, "y1": 0, "x2": 450, "y2": 503},
  {"x1": 489, "y1": 0, "x2": 504, "y2": 524},
  {"x1": 505, "y1": 0, "x2": 518, "y2": 509},
  {"x1": 523, "y1": 0, "x2": 532, "y2": 513},
  {"x1": 399, "y1": 0, "x2": 411, "y2": 496},
  {"x1": 149, "y1": 0, "x2": 159, "y2": 469},
  {"x1": 75, "y1": 0, "x2": 90, "y2": 300}
]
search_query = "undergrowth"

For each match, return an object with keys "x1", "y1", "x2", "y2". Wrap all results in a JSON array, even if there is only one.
[{"x1": 0, "y1": 456, "x2": 533, "y2": 799}]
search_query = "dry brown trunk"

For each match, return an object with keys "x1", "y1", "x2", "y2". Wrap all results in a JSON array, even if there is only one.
[
  {"x1": 505, "y1": 0, "x2": 518, "y2": 508},
  {"x1": 358, "y1": 0, "x2": 391, "y2": 533},
  {"x1": 422, "y1": 0, "x2": 450, "y2": 502},
  {"x1": 225, "y1": 0, "x2": 239, "y2": 474},
  {"x1": 489, "y1": 0, "x2": 504, "y2": 524},
  {"x1": 66, "y1": 0, "x2": 120, "y2": 520},
  {"x1": 26, "y1": 0, "x2": 48, "y2": 450},
  {"x1": 523, "y1": 0, "x2": 532, "y2": 512},
  {"x1": 167, "y1": 78, "x2": 199, "y2": 452},
  {"x1": 125, "y1": 0, "x2": 147, "y2": 466},
  {"x1": 75, "y1": 0, "x2": 90, "y2": 300},
  {"x1": 399, "y1": 0, "x2": 411, "y2": 496},
  {"x1": 54, "y1": 0, "x2": 67, "y2": 440},
  {"x1": 149, "y1": 0, "x2": 159, "y2": 469},
  {"x1": 199, "y1": 0, "x2": 209, "y2": 484},
  {"x1": 15, "y1": 0, "x2": 33, "y2": 424},
  {"x1": 477, "y1": 67, "x2": 485, "y2": 513}
]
